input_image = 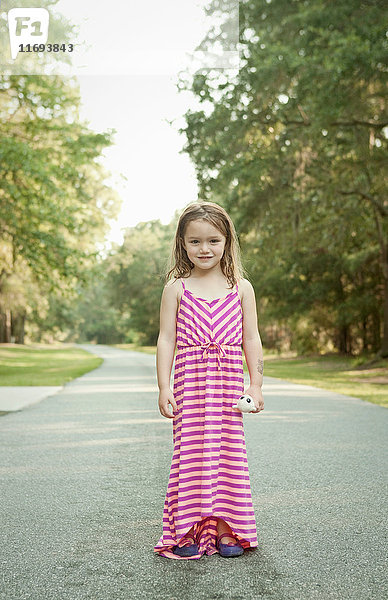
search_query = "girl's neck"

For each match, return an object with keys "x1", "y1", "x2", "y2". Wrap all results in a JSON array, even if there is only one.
[
  {"x1": 185, "y1": 269, "x2": 234, "y2": 297},
  {"x1": 189, "y1": 265, "x2": 224, "y2": 281}
]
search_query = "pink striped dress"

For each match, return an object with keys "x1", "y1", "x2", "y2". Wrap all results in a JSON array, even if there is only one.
[{"x1": 154, "y1": 277, "x2": 258, "y2": 559}]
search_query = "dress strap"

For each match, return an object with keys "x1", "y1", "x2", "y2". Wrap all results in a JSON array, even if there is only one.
[
  {"x1": 180, "y1": 278, "x2": 186, "y2": 291},
  {"x1": 235, "y1": 280, "x2": 239, "y2": 293}
]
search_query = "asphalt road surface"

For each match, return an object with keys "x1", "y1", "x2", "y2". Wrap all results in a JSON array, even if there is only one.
[{"x1": 0, "y1": 344, "x2": 387, "y2": 600}]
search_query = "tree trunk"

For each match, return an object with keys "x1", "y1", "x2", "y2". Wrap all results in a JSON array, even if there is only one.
[
  {"x1": 372, "y1": 205, "x2": 388, "y2": 357},
  {"x1": 338, "y1": 324, "x2": 351, "y2": 355},
  {"x1": 362, "y1": 316, "x2": 368, "y2": 352},
  {"x1": 371, "y1": 309, "x2": 381, "y2": 353},
  {"x1": 4, "y1": 309, "x2": 12, "y2": 343},
  {"x1": 12, "y1": 312, "x2": 26, "y2": 344},
  {"x1": 0, "y1": 312, "x2": 4, "y2": 342},
  {"x1": 380, "y1": 275, "x2": 388, "y2": 357}
]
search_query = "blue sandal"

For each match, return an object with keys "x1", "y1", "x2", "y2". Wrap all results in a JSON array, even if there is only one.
[
  {"x1": 173, "y1": 533, "x2": 198, "y2": 557},
  {"x1": 217, "y1": 532, "x2": 244, "y2": 557}
]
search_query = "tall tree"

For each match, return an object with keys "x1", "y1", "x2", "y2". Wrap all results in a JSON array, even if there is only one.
[
  {"x1": 0, "y1": 74, "x2": 120, "y2": 341},
  {"x1": 178, "y1": 0, "x2": 387, "y2": 355},
  {"x1": 0, "y1": 1, "x2": 121, "y2": 342}
]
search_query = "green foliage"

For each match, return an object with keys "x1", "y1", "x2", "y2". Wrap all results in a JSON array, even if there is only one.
[
  {"x1": 65, "y1": 273, "x2": 127, "y2": 345},
  {"x1": 0, "y1": 75, "x2": 119, "y2": 284},
  {"x1": 105, "y1": 220, "x2": 176, "y2": 345},
  {"x1": 2, "y1": 0, "x2": 386, "y2": 356},
  {"x1": 32, "y1": 218, "x2": 177, "y2": 346},
  {"x1": 0, "y1": 58, "x2": 120, "y2": 342},
  {"x1": 176, "y1": 0, "x2": 387, "y2": 356}
]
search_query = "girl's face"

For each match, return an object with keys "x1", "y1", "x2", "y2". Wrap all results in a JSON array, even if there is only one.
[{"x1": 182, "y1": 219, "x2": 226, "y2": 271}]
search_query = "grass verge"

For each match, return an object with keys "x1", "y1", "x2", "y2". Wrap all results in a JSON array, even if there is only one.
[
  {"x1": 113, "y1": 344, "x2": 387, "y2": 407},
  {"x1": 0, "y1": 344, "x2": 102, "y2": 386},
  {"x1": 259, "y1": 354, "x2": 388, "y2": 408}
]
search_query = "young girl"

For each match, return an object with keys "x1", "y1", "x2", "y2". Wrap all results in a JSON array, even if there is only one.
[{"x1": 154, "y1": 202, "x2": 264, "y2": 560}]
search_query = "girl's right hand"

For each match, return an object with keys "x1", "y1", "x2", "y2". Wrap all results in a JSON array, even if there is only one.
[{"x1": 158, "y1": 387, "x2": 178, "y2": 419}]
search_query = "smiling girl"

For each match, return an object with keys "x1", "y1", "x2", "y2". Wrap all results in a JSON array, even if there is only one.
[{"x1": 154, "y1": 201, "x2": 264, "y2": 560}]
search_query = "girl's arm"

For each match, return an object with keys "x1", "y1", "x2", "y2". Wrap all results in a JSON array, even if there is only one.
[
  {"x1": 241, "y1": 279, "x2": 264, "y2": 412},
  {"x1": 156, "y1": 281, "x2": 179, "y2": 418}
]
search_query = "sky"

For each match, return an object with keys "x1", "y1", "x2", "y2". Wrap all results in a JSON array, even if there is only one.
[
  {"x1": 76, "y1": 74, "x2": 201, "y2": 246},
  {"x1": 0, "y1": 0, "x2": 239, "y2": 245},
  {"x1": 48, "y1": 0, "x2": 241, "y2": 246}
]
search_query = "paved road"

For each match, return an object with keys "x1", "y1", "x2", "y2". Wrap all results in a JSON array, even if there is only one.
[
  {"x1": 0, "y1": 387, "x2": 63, "y2": 412},
  {"x1": 0, "y1": 345, "x2": 387, "y2": 600}
]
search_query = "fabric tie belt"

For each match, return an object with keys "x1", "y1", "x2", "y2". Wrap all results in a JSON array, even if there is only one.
[{"x1": 177, "y1": 341, "x2": 239, "y2": 371}]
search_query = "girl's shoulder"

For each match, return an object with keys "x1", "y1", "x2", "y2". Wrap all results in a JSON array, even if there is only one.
[
  {"x1": 237, "y1": 277, "x2": 252, "y2": 300},
  {"x1": 165, "y1": 278, "x2": 183, "y2": 304},
  {"x1": 237, "y1": 278, "x2": 258, "y2": 307}
]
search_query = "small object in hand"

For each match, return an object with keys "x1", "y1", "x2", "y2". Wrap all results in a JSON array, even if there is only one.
[{"x1": 233, "y1": 394, "x2": 255, "y2": 413}]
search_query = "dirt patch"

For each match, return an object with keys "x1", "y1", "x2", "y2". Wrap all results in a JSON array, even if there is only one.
[{"x1": 351, "y1": 377, "x2": 388, "y2": 384}]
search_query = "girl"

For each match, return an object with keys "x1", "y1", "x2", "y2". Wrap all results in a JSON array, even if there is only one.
[{"x1": 154, "y1": 202, "x2": 264, "y2": 560}]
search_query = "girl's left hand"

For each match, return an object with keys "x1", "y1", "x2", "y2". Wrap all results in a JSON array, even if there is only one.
[{"x1": 245, "y1": 385, "x2": 264, "y2": 413}]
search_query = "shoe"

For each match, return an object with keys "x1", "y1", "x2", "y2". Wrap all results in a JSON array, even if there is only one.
[
  {"x1": 217, "y1": 532, "x2": 244, "y2": 557},
  {"x1": 173, "y1": 533, "x2": 198, "y2": 557}
]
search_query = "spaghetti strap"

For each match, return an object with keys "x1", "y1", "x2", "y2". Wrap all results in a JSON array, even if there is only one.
[
  {"x1": 235, "y1": 280, "x2": 239, "y2": 293},
  {"x1": 180, "y1": 278, "x2": 186, "y2": 291}
]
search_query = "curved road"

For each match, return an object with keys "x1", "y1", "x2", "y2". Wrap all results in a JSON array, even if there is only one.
[{"x1": 0, "y1": 344, "x2": 386, "y2": 600}]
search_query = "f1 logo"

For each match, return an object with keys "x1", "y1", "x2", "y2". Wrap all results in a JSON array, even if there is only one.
[{"x1": 8, "y1": 8, "x2": 49, "y2": 60}]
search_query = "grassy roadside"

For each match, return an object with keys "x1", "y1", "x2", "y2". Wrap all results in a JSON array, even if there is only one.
[
  {"x1": 113, "y1": 344, "x2": 388, "y2": 408},
  {"x1": 260, "y1": 354, "x2": 388, "y2": 408},
  {"x1": 0, "y1": 344, "x2": 102, "y2": 386}
]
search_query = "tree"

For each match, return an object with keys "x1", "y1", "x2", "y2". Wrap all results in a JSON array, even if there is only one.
[
  {"x1": 0, "y1": 73, "x2": 120, "y2": 341},
  {"x1": 0, "y1": 1, "x2": 121, "y2": 342},
  {"x1": 177, "y1": 0, "x2": 387, "y2": 355}
]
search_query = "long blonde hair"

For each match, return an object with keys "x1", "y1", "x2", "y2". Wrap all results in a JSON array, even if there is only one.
[{"x1": 165, "y1": 202, "x2": 246, "y2": 288}]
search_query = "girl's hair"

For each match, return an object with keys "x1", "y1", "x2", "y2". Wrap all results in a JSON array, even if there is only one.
[{"x1": 165, "y1": 202, "x2": 246, "y2": 288}]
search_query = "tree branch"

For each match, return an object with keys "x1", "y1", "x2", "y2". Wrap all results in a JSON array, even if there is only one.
[
  {"x1": 338, "y1": 189, "x2": 388, "y2": 217},
  {"x1": 330, "y1": 119, "x2": 388, "y2": 128}
]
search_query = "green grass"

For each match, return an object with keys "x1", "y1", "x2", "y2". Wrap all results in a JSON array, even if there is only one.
[
  {"x1": 114, "y1": 343, "x2": 157, "y2": 355},
  {"x1": 257, "y1": 354, "x2": 388, "y2": 408},
  {"x1": 0, "y1": 344, "x2": 102, "y2": 386},
  {"x1": 113, "y1": 344, "x2": 388, "y2": 408}
]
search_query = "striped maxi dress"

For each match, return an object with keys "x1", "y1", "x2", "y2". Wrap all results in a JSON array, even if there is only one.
[{"x1": 154, "y1": 277, "x2": 258, "y2": 559}]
